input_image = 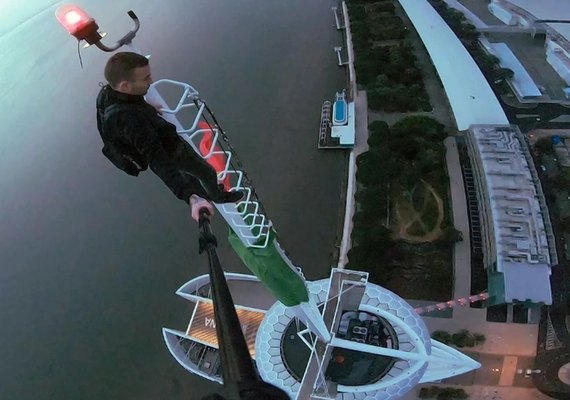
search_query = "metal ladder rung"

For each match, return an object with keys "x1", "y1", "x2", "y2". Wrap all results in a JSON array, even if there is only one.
[
  {"x1": 192, "y1": 128, "x2": 221, "y2": 160},
  {"x1": 232, "y1": 215, "x2": 268, "y2": 235},
  {"x1": 179, "y1": 102, "x2": 207, "y2": 135},
  {"x1": 152, "y1": 78, "x2": 272, "y2": 249},
  {"x1": 248, "y1": 232, "x2": 272, "y2": 248}
]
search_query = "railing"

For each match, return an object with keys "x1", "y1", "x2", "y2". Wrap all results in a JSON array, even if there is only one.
[{"x1": 150, "y1": 79, "x2": 272, "y2": 249}]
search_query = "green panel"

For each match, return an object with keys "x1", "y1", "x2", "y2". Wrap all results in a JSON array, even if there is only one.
[
  {"x1": 228, "y1": 229, "x2": 309, "y2": 307},
  {"x1": 487, "y1": 271, "x2": 506, "y2": 306}
]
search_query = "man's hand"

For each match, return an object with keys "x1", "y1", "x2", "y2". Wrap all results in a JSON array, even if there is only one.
[{"x1": 190, "y1": 194, "x2": 215, "y2": 222}]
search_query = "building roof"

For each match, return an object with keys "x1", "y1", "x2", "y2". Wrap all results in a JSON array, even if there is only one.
[
  {"x1": 501, "y1": 0, "x2": 570, "y2": 21},
  {"x1": 186, "y1": 300, "x2": 265, "y2": 358},
  {"x1": 398, "y1": 0, "x2": 509, "y2": 130},
  {"x1": 470, "y1": 125, "x2": 552, "y2": 304},
  {"x1": 494, "y1": 1, "x2": 570, "y2": 48},
  {"x1": 486, "y1": 42, "x2": 542, "y2": 98},
  {"x1": 547, "y1": 23, "x2": 570, "y2": 38},
  {"x1": 546, "y1": 22, "x2": 570, "y2": 48},
  {"x1": 502, "y1": 262, "x2": 552, "y2": 304}
]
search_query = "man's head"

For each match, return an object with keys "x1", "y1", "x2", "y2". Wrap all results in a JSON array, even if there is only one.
[{"x1": 104, "y1": 52, "x2": 152, "y2": 95}]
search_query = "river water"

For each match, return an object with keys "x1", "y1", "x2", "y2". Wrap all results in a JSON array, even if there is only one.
[{"x1": 0, "y1": 1, "x2": 345, "y2": 398}]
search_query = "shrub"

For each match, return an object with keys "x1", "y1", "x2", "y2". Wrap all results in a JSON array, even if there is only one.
[
  {"x1": 392, "y1": 116, "x2": 446, "y2": 141},
  {"x1": 420, "y1": 386, "x2": 441, "y2": 398},
  {"x1": 432, "y1": 330, "x2": 452, "y2": 344},
  {"x1": 368, "y1": 120, "x2": 391, "y2": 148},
  {"x1": 534, "y1": 137, "x2": 554, "y2": 156},
  {"x1": 451, "y1": 330, "x2": 472, "y2": 347},
  {"x1": 347, "y1": 4, "x2": 367, "y2": 20},
  {"x1": 437, "y1": 388, "x2": 468, "y2": 400},
  {"x1": 473, "y1": 333, "x2": 486, "y2": 345},
  {"x1": 368, "y1": 2, "x2": 396, "y2": 14}
]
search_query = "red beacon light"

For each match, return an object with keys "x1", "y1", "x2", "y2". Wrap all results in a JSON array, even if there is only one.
[
  {"x1": 56, "y1": 6, "x2": 140, "y2": 53},
  {"x1": 56, "y1": 4, "x2": 102, "y2": 45}
]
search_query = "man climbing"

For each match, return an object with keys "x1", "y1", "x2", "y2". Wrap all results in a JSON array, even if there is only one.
[{"x1": 96, "y1": 52, "x2": 243, "y2": 220}]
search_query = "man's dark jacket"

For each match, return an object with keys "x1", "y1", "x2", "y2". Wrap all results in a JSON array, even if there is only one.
[{"x1": 98, "y1": 85, "x2": 212, "y2": 203}]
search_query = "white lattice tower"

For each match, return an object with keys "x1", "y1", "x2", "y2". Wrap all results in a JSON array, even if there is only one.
[{"x1": 146, "y1": 78, "x2": 272, "y2": 249}]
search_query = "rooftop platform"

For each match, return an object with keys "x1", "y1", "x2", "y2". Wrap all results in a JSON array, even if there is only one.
[{"x1": 186, "y1": 300, "x2": 265, "y2": 358}]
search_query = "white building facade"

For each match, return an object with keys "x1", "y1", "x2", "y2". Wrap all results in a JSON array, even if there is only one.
[
  {"x1": 488, "y1": 0, "x2": 570, "y2": 86},
  {"x1": 465, "y1": 125, "x2": 557, "y2": 309}
]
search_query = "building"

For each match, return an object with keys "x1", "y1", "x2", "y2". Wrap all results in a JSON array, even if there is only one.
[
  {"x1": 163, "y1": 270, "x2": 480, "y2": 400},
  {"x1": 465, "y1": 125, "x2": 557, "y2": 315},
  {"x1": 488, "y1": 0, "x2": 570, "y2": 85}
]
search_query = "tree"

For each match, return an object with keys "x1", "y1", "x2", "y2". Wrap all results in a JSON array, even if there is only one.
[
  {"x1": 473, "y1": 333, "x2": 486, "y2": 345},
  {"x1": 451, "y1": 329, "x2": 477, "y2": 347},
  {"x1": 374, "y1": 73, "x2": 391, "y2": 87},
  {"x1": 356, "y1": 151, "x2": 388, "y2": 186},
  {"x1": 369, "y1": 2, "x2": 395, "y2": 14},
  {"x1": 392, "y1": 116, "x2": 446, "y2": 141},
  {"x1": 418, "y1": 148, "x2": 444, "y2": 174},
  {"x1": 400, "y1": 67, "x2": 423, "y2": 85},
  {"x1": 419, "y1": 386, "x2": 441, "y2": 399},
  {"x1": 437, "y1": 388, "x2": 468, "y2": 400},
  {"x1": 347, "y1": 231, "x2": 392, "y2": 270},
  {"x1": 446, "y1": 10, "x2": 467, "y2": 29},
  {"x1": 346, "y1": 245, "x2": 370, "y2": 268},
  {"x1": 461, "y1": 23, "x2": 480, "y2": 42},
  {"x1": 494, "y1": 68, "x2": 514, "y2": 81},
  {"x1": 432, "y1": 330, "x2": 452, "y2": 344},
  {"x1": 368, "y1": 120, "x2": 391, "y2": 148},
  {"x1": 438, "y1": 227, "x2": 463, "y2": 246},
  {"x1": 479, "y1": 53, "x2": 500, "y2": 73},
  {"x1": 347, "y1": 4, "x2": 367, "y2": 20},
  {"x1": 419, "y1": 387, "x2": 431, "y2": 399},
  {"x1": 355, "y1": 184, "x2": 389, "y2": 211},
  {"x1": 389, "y1": 135, "x2": 421, "y2": 161},
  {"x1": 534, "y1": 137, "x2": 554, "y2": 156},
  {"x1": 399, "y1": 165, "x2": 422, "y2": 190},
  {"x1": 367, "y1": 86, "x2": 392, "y2": 110}
]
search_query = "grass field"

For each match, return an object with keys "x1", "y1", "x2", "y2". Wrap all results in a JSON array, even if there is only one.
[{"x1": 391, "y1": 180, "x2": 444, "y2": 242}]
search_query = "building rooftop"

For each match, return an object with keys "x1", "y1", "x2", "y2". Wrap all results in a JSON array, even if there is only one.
[
  {"x1": 493, "y1": 1, "x2": 570, "y2": 50},
  {"x1": 470, "y1": 125, "x2": 552, "y2": 304},
  {"x1": 399, "y1": 0, "x2": 509, "y2": 130},
  {"x1": 500, "y1": 0, "x2": 570, "y2": 21},
  {"x1": 186, "y1": 300, "x2": 264, "y2": 358},
  {"x1": 487, "y1": 42, "x2": 542, "y2": 98}
]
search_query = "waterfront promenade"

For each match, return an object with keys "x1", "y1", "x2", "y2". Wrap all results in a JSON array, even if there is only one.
[{"x1": 337, "y1": 90, "x2": 369, "y2": 268}]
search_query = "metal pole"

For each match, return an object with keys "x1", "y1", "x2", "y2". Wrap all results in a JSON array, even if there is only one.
[{"x1": 198, "y1": 210, "x2": 289, "y2": 400}]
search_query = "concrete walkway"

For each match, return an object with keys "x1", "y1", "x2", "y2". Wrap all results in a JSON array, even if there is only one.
[
  {"x1": 337, "y1": 90, "x2": 369, "y2": 268},
  {"x1": 444, "y1": 137, "x2": 472, "y2": 316}
]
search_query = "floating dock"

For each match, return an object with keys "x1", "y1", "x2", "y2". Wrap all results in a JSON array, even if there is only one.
[{"x1": 318, "y1": 92, "x2": 355, "y2": 150}]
